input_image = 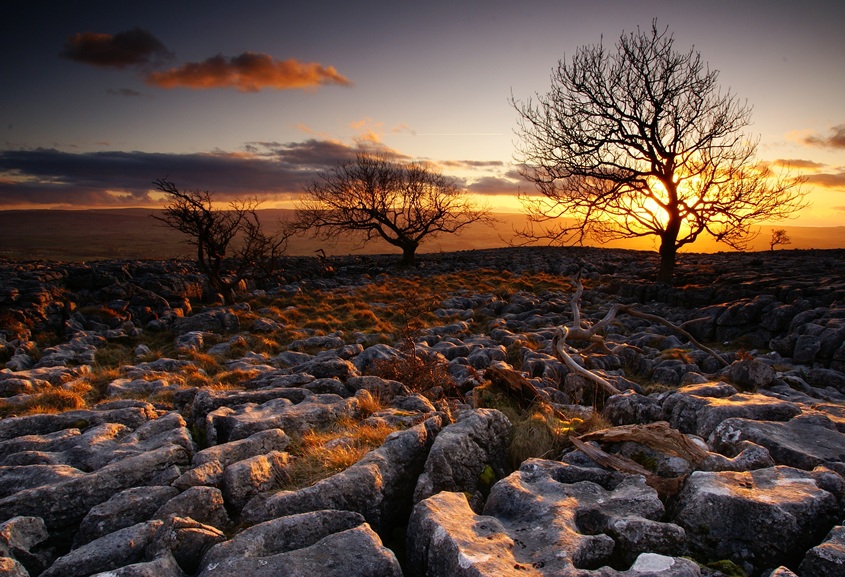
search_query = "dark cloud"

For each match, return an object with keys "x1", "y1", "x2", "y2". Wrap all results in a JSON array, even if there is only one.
[
  {"x1": 61, "y1": 28, "x2": 173, "y2": 69},
  {"x1": 107, "y1": 88, "x2": 142, "y2": 97},
  {"x1": 801, "y1": 124, "x2": 845, "y2": 149},
  {"x1": 440, "y1": 159, "x2": 505, "y2": 169},
  {"x1": 805, "y1": 170, "x2": 845, "y2": 189},
  {"x1": 0, "y1": 140, "x2": 400, "y2": 206},
  {"x1": 773, "y1": 158, "x2": 825, "y2": 170},
  {"x1": 145, "y1": 52, "x2": 352, "y2": 92},
  {"x1": 466, "y1": 175, "x2": 527, "y2": 195}
]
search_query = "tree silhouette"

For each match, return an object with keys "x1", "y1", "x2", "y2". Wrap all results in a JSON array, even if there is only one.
[
  {"x1": 153, "y1": 179, "x2": 289, "y2": 304},
  {"x1": 512, "y1": 21, "x2": 806, "y2": 283},
  {"x1": 769, "y1": 229, "x2": 792, "y2": 251},
  {"x1": 295, "y1": 153, "x2": 492, "y2": 265}
]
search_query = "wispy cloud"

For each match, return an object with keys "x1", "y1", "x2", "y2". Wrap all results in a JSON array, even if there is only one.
[
  {"x1": 145, "y1": 52, "x2": 351, "y2": 92},
  {"x1": 0, "y1": 139, "x2": 409, "y2": 206},
  {"x1": 465, "y1": 174, "x2": 529, "y2": 195},
  {"x1": 773, "y1": 158, "x2": 826, "y2": 170},
  {"x1": 794, "y1": 124, "x2": 845, "y2": 150},
  {"x1": 61, "y1": 28, "x2": 174, "y2": 69},
  {"x1": 805, "y1": 169, "x2": 845, "y2": 189}
]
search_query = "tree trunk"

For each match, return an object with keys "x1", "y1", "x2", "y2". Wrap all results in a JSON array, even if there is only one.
[
  {"x1": 657, "y1": 234, "x2": 678, "y2": 284},
  {"x1": 400, "y1": 242, "x2": 418, "y2": 266}
]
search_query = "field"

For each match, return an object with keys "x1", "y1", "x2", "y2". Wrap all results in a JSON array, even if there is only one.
[{"x1": 1, "y1": 208, "x2": 843, "y2": 262}]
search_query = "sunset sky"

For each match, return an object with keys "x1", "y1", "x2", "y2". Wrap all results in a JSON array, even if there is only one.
[{"x1": 1, "y1": 0, "x2": 844, "y2": 228}]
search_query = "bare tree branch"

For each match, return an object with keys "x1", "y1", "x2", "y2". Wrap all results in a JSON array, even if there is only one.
[
  {"x1": 294, "y1": 153, "x2": 495, "y2": 265},
  {"x1": 512, "y1": 21, "x2": 807, "y2": 284}
]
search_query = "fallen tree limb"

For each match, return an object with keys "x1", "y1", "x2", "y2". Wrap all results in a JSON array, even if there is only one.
[
  {"x1": 578, "y1": 421, "x2": 708, "y2": 464},
  {"x1": 552, "y1": 272, "x2": 728, "y2": 398},
  {"x1": 570, "y1": 436, "x2": 685, "y2": 499}
]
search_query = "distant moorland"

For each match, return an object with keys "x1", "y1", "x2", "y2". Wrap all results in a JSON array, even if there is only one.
[{"x1": 1, "y1": 208, "x2": 843, "y2": 262}]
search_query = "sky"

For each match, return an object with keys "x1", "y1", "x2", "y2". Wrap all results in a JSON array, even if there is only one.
[{"x1": 1, "y1": 0, "x2": 844, "y2": 228}]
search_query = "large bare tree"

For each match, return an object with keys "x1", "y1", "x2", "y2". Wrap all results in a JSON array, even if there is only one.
[
  {"x1": 512, "y1": 22, "x2": 806, "y2": 283},
  {"x1": 153, "y1": 178, "x2": 288, "y2": 304},
  {"x1": 295, "y1": 153, "x2": 492, "y2": 265}
]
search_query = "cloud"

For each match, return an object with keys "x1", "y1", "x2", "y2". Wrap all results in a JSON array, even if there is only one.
[
  {"x1": 773, "y1": 158, "x2": 825, "y2": 170},
  {"x1": 61, "y1": 28, "x2": 173, "y2": 69},
  {"x1": 796, "y1": 124, "x2": 845, "y2": 150},
  {"x1": 145, "y1": 52, "x2": 351, "y2": 92},
  {"x1": 805, "y1": 170, "x2": 845, "y2": 189},
  {"x1": 440, "y1": 159, "x2": 506, "y2": 169},
  {"x1": 0, "y1": 139, "x2": 406, "y2": 206},
  {"x1": 465, "y1": 175, "x2": 527, "y2": 195}
]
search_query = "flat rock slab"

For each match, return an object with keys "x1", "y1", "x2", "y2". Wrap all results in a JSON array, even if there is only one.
[
  {"x1": 196, "y1": 524, "x2": 401, "y2": 577},
  {"x1": 407, "y1": 459, "x2": 688, "y2": 576},
  {"x1": 662, "y1": 389, "x2": 801, "y2": 438},
  {"x1": 673, "y1": 466, "x2": 842, "y2": 574},
  {"x1": 709, "y1": 415, "x2": 845, "y2": 473},
  {"x1": 205, "y1": 394, "x2": 361, "y2": 444}
]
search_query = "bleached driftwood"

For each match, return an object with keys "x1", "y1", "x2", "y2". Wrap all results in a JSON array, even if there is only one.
[{"x1": 551, "y1": 270, "x2": 729, "y2": 398}]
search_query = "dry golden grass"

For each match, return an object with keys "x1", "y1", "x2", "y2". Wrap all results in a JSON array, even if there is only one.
[
  {"x1": 472, "y1": 377, "x2": 607, "y2": 469},
  {"x1": 281, "y1": 419, "x2": 398, "y2": 490},
  {"x1": 0, "y1": 387, "x2": 87, "y2": 418}
]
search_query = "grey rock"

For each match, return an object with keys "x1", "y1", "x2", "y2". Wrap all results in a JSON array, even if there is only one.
[
  {"x1": 347, "y1": 375, "x2": 411, "y2": 401},
  {"x1": 800, "y1": 524, "x2": 845, "y2": 577},
  {"x1": 621, "y1": 553, "x2": 701, "y2": 576},
  {"x1": 89, "y1": 550, "x2": 187, "y2": 577},
  {"x1": 408, "y1": 458, "x2": 685, "y2": 577},
  {"x1": 196, "y1": 523, "x2": 401, "y2": 577},
  {"x1": 172, "y1": 460, "x2": 225, "y2": 490},
  {"x1": 222, "y1": 450, "x2": 291, "y2": 510},
  {"x1": 794, "y1": 334, "x2": 822, "y2": 364},
  {"x1": 662, "y1": 388, "x2": 801, "y2": 438},
  {"x1": 241, "y1": 416, "x2": 442, "y2": 534},
  {"x1": 153, "y1": 486, "x2": 230, "y2": 530},
  {"x1": 0, "y1": 444, "x2": 190, "y2": 532},
  {"x1": 198, "y1": 510, "x2": 365, "y2": 573},
  {"x1": 603, "y1": 392, "x2": 664, "y2": 426},
  {"x1": 293, "y1": 357, "x2": 360, "y2": 380},
  {"x1": 709, "y1": 415, "x2": 845, "y2": 473},
  {"x1": 172, "y1": 309, "x2": 239, "y2": 335},
  {"x1": 0, "y1": 516, "x2": 50, "y2": 576},
  {"x1": 192, "y1": 428, "x2": 290, "y2": 467},
  {"x1": 722, "y1": 358, "x2": 775, "y2": 391},
  {"x1": 205, "y1": 394, "x2": 360, "y2": 444},
  {"x1": 0, "y1": 464, "x2": 85, "y2": 498},
  {"x1": 0, "y1": 405, "x2": 157, "y2": 442},
  {"x1": 149, "y1": 516, "x2": 226, "y2": 575},
  {"x1": 699, "y1": 441, "x2": 775, "y2": 472},
  {"x1": 190, "y1": 387, "x2": 312, "y2": 425},
  {"x1": 673, "y1": 466, "x2": 841, "y2": 574},
  {"x1": 302, "y1": 377, "x2": 354, "y2": 396},
  {"x1": 413, "y1": 408, "x2": 511, "y2": 507},
  {"x1": 75, "y1": 485, "x2": 179, "y2": 546},
  {"x1": 351, "y1": 343, "x2": 402, "y2": 373},
  {"x1": 41, "y1": 520, "x2": 163, "y2": 577}
]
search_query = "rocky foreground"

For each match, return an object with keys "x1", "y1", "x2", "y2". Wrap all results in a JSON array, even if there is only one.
[{"x1": 1, "y1": 247, "x2": 845, "y2": 577}]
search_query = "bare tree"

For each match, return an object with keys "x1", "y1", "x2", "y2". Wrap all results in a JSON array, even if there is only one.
[
  {"x1": 512, "y1": 21, "x2": 806, "y2": 284},
  {"x1": 152, "y1": 178, "x2": 289, "y2": 304},
  {"x1": 295, "y1": 153, "x2": 493, "y2": 265},
  {"x1": 769, "y1": 228, "x2": 792, "y2": 251}
]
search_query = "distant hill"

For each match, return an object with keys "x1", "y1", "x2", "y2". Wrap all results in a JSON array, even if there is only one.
[{"x1": 0, "y1": 208, "x2": 842, "y2": 262}]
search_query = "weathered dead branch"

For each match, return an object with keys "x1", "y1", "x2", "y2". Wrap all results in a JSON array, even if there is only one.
[
  {"x1": 579, "y1": 421, "x2": 708, "y2": 464},
  {"x1": 570, "y1": 436, "x2": 685, "y2": 499},
  {"x1": 552, "y1": 271, "x2": 728, "y2": 400}
]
